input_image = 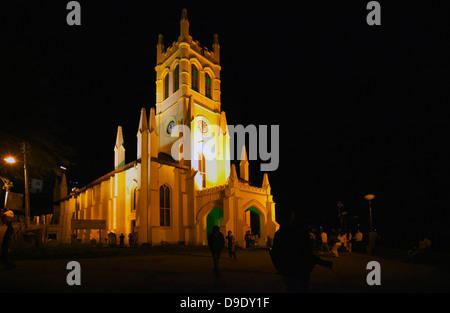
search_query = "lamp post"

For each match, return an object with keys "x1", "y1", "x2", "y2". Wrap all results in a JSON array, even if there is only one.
[
  {"x1": 2, "y1": 141, "x2": 31, "y2": 227},
  {"x1": 364, "y1": 194, "x2": 375, "y2": 231}
]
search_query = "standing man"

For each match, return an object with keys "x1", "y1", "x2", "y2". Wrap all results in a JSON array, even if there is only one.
[
  {"x1": 226, "y1": 230, "x2": 236, "y2": 260},
  {"x1": 1, "y1": 207, "x2": 15, "y2": 269},
  {"x1": 354, "y1": 229, "x2": 363, "y2": 252},
  {"x1": 320, "y1": 229, "x2": 329, "y2": 255},
  {"x1": 208, "y1": 226, "x2": 225, "y2": 275}
]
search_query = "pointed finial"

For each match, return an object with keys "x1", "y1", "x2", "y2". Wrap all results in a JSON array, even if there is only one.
[
  {"x1": 179, "y1": 8, "x2": 190, "y2": 41},
  {"x1": 138, "y1": 107, "x2": 149, "y2": 132},
  {"x1": 181, "y1": 8, "x2": 188, "y2": 20},
  {"x1": 212, "y1": 33, "x2": 220, "y2": 63},
  {"x1": 230, "y1": 164, "x2": 238, "y2": 182},
  {"x1": 240, "y1": 145, "x2": 248, "y2": 163},
  {"x1": 149, "y1": 107, "x2": 158, "y2": 134},
  {"x1": 115, "y1": 126, "x2": 124, "y2": 149},
  {"x1": 239, "y1": 145, "x2": 249, "y2": 181},
  {"x1": 262, "y1": 173, "x2": 271, "y2": 192},
  {"x1": 115, "y1": 125, "x2": 126, "y2": 169}
]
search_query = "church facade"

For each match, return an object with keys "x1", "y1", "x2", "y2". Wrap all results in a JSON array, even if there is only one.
[{"x1": 56, "y1": 9, "x2": 279, "y2": 247}]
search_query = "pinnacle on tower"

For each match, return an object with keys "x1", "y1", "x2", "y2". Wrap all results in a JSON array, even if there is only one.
[
  {"x1": 138, "y1": 107, "x2": 149, "y2": 132},
  {"x1": 137, "y1": 108, "x2": 149, "y2": 160},
  {"x1": 114, "y1": 126, "x2": 126, "y2": 169},
  {"x1": 262, "y1": 173, "x2": 271, "y2": 193},
  {"x1": 179, "y1": 8, "x2": 190, "y2": 42},
  {"x1": 239, "y1": 145, "x2": 249, "y2": 181},
  {"x1": 181, "y1": 8, "x2": 188, "y2": 20},
  {"x1": 115, "y1": 125, "x2": 124, "y2": 149},
  {"x1": 212, "y1": 33, "x2": 220, "y2": 61},
  {"x1": 156, "y1": 34, "x2": 164, "y2": 64}
]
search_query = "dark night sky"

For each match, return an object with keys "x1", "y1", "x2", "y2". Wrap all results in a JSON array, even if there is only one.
[{"x1": 2, "y1": 1, "x2": 450, "y2": 249}]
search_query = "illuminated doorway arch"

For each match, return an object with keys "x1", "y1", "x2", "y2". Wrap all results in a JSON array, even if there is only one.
[
  {"x1": 206, "y1": 207, "x2": 223, "y2": 240},
  {"x1": 245, "y1": 207, "x2": 261, "y2": 238}
]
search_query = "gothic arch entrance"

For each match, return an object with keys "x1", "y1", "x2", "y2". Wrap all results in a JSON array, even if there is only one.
[
  {"x1": 206, "y1": 207, "x2": 223, "y2": 240},
  {"x1": 245, "y1": 207, "x2": 261, "y2": 238},
  {"x1": 242, "y1": 200, "x2": 267, "y2": 246}
]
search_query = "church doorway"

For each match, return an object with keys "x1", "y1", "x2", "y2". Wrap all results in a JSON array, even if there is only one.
[
  {"x1": 206, "y1": 207, "x2": 223, "y2": 240},
  {"x1": 245, "y1": 207, "x2": 261, "y2": 238}
]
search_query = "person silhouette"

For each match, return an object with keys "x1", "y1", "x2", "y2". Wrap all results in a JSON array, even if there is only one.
[
  {"x1": 208, "y1": 226, "x2": 225, "y2": 275},
  {"x1": 1, "y1": 207, "x2": 15, "y2": 270},
  {"x1": 226, "y1": 230, "x2": 236, "y2": 260},
  {"x1": 270, "y1": 212, "x2": 332, "y2": 292}
]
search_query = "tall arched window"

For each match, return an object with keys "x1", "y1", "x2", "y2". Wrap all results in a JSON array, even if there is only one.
[
  {"x1": 159, "y1": 185, "x2": 171, "y2": 226},
  {"x1": 205, "y1": 73, "x2": 211, "y2": 99},
  {"x1": 191, "y1": 64, "x2": 199, "y2": 92},
  {"x1": 173, "y1": 65, "x2": 179, "y2": 93},
  {"x1": 131, "y1": 186, "x2": 138, "y2": 212},
  {"x1": 163, "y1": 73, "x2": 169, "y2": 100},
  {"x1": 198, "y1": 152, "x2": 206, "y2": 188}
]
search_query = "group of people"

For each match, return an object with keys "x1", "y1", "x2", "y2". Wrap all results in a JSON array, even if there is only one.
[
  {"x1": 208, "y1": 227, "x2": 263, "y2": 275},
  {"x1": 407, "y1": 235, "x2": 432, "y2": 261},
  {"x1": 244, "y1": 230, "x2": 259, "y2": 249},
  {"x1": 309, "y1": 228, "x2": 370, "y2": 257}
]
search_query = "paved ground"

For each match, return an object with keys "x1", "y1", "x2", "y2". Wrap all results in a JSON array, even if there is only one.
[{"x1": 1, "y1": 247, "x2": 449, "y2": 294}]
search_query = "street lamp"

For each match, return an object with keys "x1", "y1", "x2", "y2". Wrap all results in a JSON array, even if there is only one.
[
  {"x1": 4, "y1": 157, "x2": 16, "y2": 164},
  {"x1": 364, "y1": 194, "x2": 375, "y2": 231},
  {"x1": 2, "y1": 142, "x2": 31, "y2": 227}
]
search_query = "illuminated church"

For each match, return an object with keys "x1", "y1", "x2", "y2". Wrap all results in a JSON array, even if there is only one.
[{"x1": 57, "y1": 9, "x2": 279, "y2": 246}]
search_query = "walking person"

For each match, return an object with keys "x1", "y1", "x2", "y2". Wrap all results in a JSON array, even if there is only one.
[
  {"x1": 329, "y1": 230, "x2": 341, "y2": 257},
  {"x1": 226, "y1": 231, "x2": 236, "y2": 260},
  {"x1": 128, "y1": 233, "x2": 133, "y2": 247},
  {"x1": 345, "y1": 231, "x2": 352, "y2": 252},
  {"x1": 119, "y1": 233, "x2": 125, "y2": 247},
  {"x1": 320, "y1": 229, "x2": 329, "y2": 255},
  {"x1": 245, "y1": 230, "x2": 251, "y2": 249},
  {"x1": 338, "y1": 230, "x2": 347, "y2": 252},
  {"x1": 208, "y1": 226, "x2": 225, "y2": 275},
  {"x1": 354, "y1": 229, "x2": 363, "y2": 253}
]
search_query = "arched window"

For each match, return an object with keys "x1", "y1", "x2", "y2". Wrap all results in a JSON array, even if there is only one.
[
  {"x1": 198, "y1": 152, "x2": 206, "y2": 188},
  {"x1": 131, "y1": 186, "x2": 138, "y2": 212},
  {"x1": 163, "y1": 73, "x2": 169, "y2": 100},
  {"x1": 205, "y1": 73, "x2": 211, "y2": 99},
  {"x1": 191, "y1": 64, "x2": 199, "y2": 92},
  {"x1": 159, "y1": 185, "x2": 171, "y2": 226},
  {"x1": 173, "y1": 65, "x2": 179, "y2": 93}
]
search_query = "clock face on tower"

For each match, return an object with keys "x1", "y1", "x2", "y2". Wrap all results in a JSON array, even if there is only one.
[
  {"x1": 167, "y1": 120, "x2": 175, "y2": 134},
  {"x1": 197, "y1": 119, "x2": 208, "y2": 134}
]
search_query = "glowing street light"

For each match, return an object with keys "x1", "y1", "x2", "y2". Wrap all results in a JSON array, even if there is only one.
[
  {"x1": 364, "y1": 194, "x2": 375, "y2": 231},
  {"x1": 4, "y1": 157, "x2": 16, "y2": 164}
]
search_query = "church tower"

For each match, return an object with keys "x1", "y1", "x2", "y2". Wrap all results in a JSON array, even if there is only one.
[{"x1": 155, "y1": 8, "x2": 229, "y2": 190}]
